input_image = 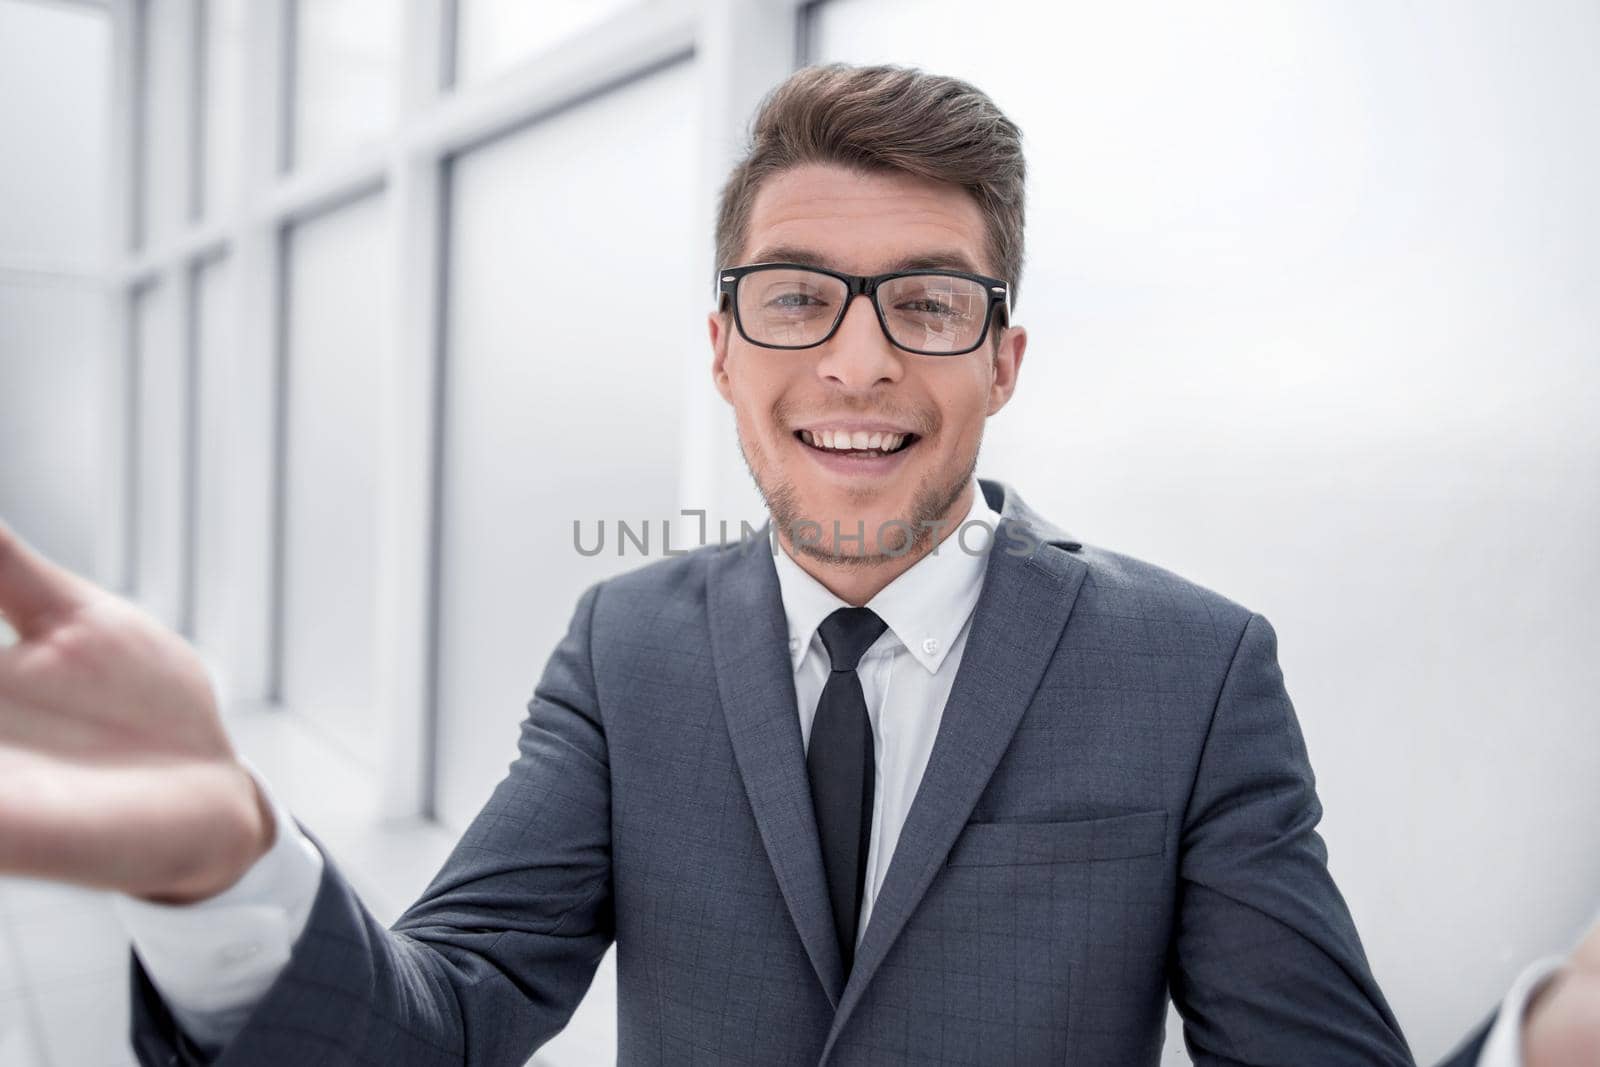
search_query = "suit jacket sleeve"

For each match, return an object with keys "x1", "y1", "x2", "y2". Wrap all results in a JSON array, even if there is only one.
[
  {"x1": 1168, "y1": 611, "x2": 1414, "y2": 1065},
  {"x1": 1434, "y1": 1011, "x2": 1495, "y2": 1067},
  {"x1": 130, "y1": 582, "x2": 615, "y2": 1067}
]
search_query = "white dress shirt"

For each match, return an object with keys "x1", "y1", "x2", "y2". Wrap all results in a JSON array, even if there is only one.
[
  {"x1": 772, "y1": 477, "x2": 995, "y2": 944},
  {"x1": 113, "y1": 479, "x2": 1558, "y2": 1065},
  {"x1": 112, "y1": 759, "x2": 324, "y2": 1051}
]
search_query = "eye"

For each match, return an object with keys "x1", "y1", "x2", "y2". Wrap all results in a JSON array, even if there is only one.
[{"x1": 770, "y1": 290, "x2": 826, "y2": 309}]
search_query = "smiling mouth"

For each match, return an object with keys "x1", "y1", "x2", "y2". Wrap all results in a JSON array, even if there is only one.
[{"x1": 794, "y1": 428, "x2": 920, "y2": 457}]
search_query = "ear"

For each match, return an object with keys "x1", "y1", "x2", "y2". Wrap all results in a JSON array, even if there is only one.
[
  {"x1": 709, "y1": 310, "x2": 734, "y2": 405},
  {"x1": 986, "y1": 324, "x2": 1027, "y2": 416}
]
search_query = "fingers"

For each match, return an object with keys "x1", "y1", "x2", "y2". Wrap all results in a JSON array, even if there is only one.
[
  {"x1": 0, "y1": 520, "x2": 91, "y2": 640},
  {"x1": 1572, "y1": 911, "x2": 1600, "y2": 973}
]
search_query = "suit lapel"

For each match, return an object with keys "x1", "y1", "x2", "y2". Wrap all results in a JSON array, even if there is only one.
[
  {"x1": 708, "y1": 530, "x2": 846, "y2": 1008},
  {"x1": 820, "y1": 479, "x2": 1089, "y2": 1060}
]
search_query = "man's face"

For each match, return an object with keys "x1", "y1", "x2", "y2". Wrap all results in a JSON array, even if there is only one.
[{"x1": 709, "y1": 163, "x2": 1027, "y2": 565}]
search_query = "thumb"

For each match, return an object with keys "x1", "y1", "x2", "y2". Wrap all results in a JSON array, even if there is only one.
[{"x1": 0, "y1": 520, "x2": 92, "y2": 640}]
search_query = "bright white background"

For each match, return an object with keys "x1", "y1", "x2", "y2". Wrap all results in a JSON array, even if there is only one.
[
  {"x1": 0, "y1": 1, "x2": 1595, "y2": 1064},
  {"x1": 807, "y1": 2, "x2": 1600, "y2": 1060}
]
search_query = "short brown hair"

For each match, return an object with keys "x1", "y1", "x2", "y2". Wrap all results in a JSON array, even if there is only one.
[{"x1": 714, "y1": 63, "x2": 1027, "y2": 307}]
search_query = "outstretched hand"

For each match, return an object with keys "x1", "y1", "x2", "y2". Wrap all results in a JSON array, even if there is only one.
[
  {"x1": 1525, "y1": 915, "x2": 1600, "y2": 1066},
  {"x1": 0, "y1": 520, "x2": 271, "y2": 903}
]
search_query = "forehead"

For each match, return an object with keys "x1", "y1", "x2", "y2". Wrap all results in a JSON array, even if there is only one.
[{"x1": 744, "y1": 162, "x2": 991, "y2": 276}]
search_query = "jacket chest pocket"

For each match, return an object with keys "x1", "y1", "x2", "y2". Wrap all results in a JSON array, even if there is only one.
[{"x1": 945, "y1": 810, "x2": 1167, "y2": 866}]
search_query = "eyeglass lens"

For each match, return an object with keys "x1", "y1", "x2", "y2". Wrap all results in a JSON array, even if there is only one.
[{"x1": 735, "y1": 267, "x2": 990, "y2": 354}]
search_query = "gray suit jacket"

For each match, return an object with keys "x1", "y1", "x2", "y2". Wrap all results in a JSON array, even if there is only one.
[{"x1": 130, "y1": 478, "x2": 1413, "y2": 1065}]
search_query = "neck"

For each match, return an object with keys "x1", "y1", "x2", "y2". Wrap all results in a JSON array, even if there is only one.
[{"x1": 775, "y1": 481, "x2": 977, "y2": 606}]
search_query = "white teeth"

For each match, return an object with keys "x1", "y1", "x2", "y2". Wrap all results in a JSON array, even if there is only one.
[{"x1": 800, "y1": 429, "x2": 909, "y2": 453}]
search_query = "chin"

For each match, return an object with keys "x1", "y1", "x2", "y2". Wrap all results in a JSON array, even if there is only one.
[
  {"x1": 741, "y1": 418, "x2": 970, "y2": 559},
  {"x1": 779, "y1": 484, "x2": 916, "y2": 556}
]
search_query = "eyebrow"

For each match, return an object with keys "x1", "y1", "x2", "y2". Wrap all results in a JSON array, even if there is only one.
[{"x1": 744, "y1": 245, "x2": 989, "y2": 277}]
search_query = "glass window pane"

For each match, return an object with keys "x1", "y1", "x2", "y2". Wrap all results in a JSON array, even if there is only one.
[
  {"x1": 0, "y1": 2, "x2": 111, "y2": 582},
  {"x1": 200, "y1": 0, "x2": 246, "y2": 219},
  {"x1": 141, "y1": 0, "x2": 191, "y2": 245},
  {"x1": 290, "y1": 0, "x2": 401, "y2": 171},
  {"x1": 0, "y1": 285, "x2": 107, "y2": 578},
  {"x1": 191, "y1": 255, "x2": 233, "y2": 652},
  {"x1": 133, "y1": 283, "x2": 185, "y2": 629},
  {"x1": 454, "y1": 0, "x2": 640, "y2": 88},
  {"x1": 434, "y1": 60, "x2": 698, "y2": 834},
  {"x1": 0, "y1": 1, "x2": 110, "y2": 264},
  {"x1": 280, "y1": 195, "x2": 388, "y2": 759}
]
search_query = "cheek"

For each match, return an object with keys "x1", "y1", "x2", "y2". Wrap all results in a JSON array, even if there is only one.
[
  {"x1": 925, "y1": 370, "x2": 994, "y2": 442},
  {"x1": 725, "y1": 355, "x2": 789, "y2": 441},
  {"x1": 723, "y1": 353, "x2": 764, "y2": 410}
]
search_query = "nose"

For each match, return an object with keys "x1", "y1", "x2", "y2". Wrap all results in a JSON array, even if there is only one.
[{"x1": 814, "y1": 291, "x2": 904, "y2": 391}]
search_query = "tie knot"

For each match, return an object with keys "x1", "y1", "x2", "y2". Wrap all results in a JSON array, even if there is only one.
[{"x1": 817, "y1": 607, "x2": 887, "y2": 672}]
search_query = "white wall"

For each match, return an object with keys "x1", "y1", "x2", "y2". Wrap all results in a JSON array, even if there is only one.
[{"x1": 811, "y1": 1, "x2": 1600, "y2": 1061}]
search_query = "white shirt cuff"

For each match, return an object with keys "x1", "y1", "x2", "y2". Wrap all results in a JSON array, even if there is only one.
[
  {"x1": 1474, "y1": 953, "x2": 1568, "y2": 1067},
  {"x1": 112, "y1": 760, "x2": 324, "y2": 1051}
]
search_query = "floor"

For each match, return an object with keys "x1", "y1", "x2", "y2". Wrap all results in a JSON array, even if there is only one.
[
  {"x1": 0, "y1": 876, "x2": 137, "y2": 1067},
  {"x1": 0, "y1": 703, "x2": 616, "y2": 1066},
  {"x1": 0, "y1": 700, "x2": 443, "y2": 1067},
  {"x1": 0, "y1": 866, "x2": 616, "y2": 1067}
]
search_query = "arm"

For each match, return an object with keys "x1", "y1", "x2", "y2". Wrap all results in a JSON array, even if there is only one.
[
  {"x1": 1447, "y1": 956, "x2": 1561, "y2": 1067},
  {"x1": 1168, "y1": 612, "x2": 1414, "y2": 1065},
  {"x1": 114, "y1": 763, "x2": 324, "y2": 1055},
  {"x1": 1477, "y1": 908, "x2": 1600, "y2": 1067},
  {"x1": 127, "y1": 582, "x2": 615, "y2": 1067}
]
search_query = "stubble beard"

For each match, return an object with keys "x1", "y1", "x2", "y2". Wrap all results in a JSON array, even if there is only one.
[{"x1": 739, "y1": 425, "x2": 978, "y2": 569}]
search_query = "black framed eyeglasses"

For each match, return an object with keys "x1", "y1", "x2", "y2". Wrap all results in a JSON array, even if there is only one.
[{"x1": 716, "y1": 262, "x2": 1012, "y2": 356}]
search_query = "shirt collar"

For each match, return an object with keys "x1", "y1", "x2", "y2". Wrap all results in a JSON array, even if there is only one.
[{"x1": 770, "y1": 479, "x2": 999, "y2": 676}]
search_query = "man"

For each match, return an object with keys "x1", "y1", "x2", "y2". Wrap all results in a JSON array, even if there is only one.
[{"x1": 0, "y1": 63, "x2": 1593, "y2": 1065}]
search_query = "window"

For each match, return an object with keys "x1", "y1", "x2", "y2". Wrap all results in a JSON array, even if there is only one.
[
  {"x1": 433, "y1": 59, "x2": 698, "y2": 829},
  {"x1": 289, "y1": 0, "x2": 402, "y2": 171},
  {"x1": 133, "y1": 282, "x2": 185, "y2": 629},
  {"x1": 189, "y1": 253, "x2": 233, "y2": 648},
  {"x1": 278, "y1": 195, "x2": 388, "y2": 760},
  {"x1": 140, "y1": 0, "x2": 191, "y2": 244},
  {"x1": 454, "y1": 0, "x2": 642, "y2": 88}
]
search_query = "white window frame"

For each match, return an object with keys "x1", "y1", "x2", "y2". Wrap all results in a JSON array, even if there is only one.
[{"x1": 104, "y1": 0, "x2": 812, "y2": 823}]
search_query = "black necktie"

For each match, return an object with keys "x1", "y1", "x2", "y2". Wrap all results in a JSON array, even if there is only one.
[{"x1": 806, "y1": 606, "x2": 888, "y2": 975}]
